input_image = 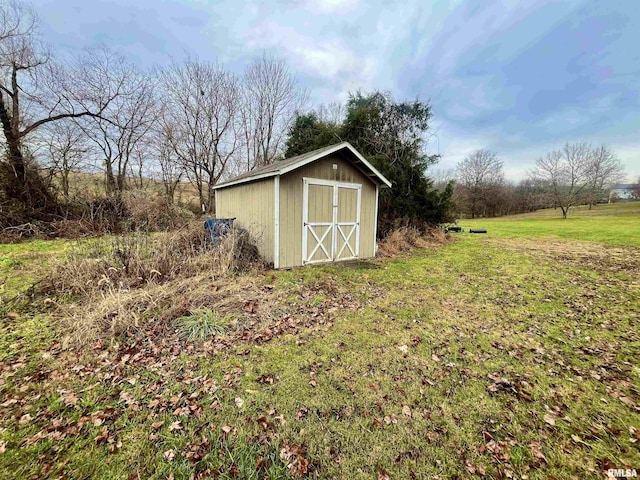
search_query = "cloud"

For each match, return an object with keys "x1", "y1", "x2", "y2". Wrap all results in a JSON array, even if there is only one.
[
  {"x1": 29, "y1": 0, "x2": 640, "y2": 181},
  {"x1": 307, "y1": 0, "x2": 359, "y2": 14}
]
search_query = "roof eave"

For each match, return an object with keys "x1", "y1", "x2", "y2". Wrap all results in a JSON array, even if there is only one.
[{"x1": 213, "y1": 142, "x2": 392, "y2": 190}]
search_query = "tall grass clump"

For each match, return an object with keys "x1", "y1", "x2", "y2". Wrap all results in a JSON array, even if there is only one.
[{"x1": 174, "y1": 308, "x2": 231, "y2": 341}]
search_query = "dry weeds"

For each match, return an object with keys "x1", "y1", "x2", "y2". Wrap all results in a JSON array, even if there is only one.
[
  {"x1": 45, "y1": 223, "x2": 263, "y2": 296},
  {"x1": 44, "y1": 223, "x2": 266, "y2": 345},
  {"x1": 46, "y1": 225, "x2": 445, "y2": 347},
  {"x1": 376, "y1": 226, "x2": 448, "y2": 257}
]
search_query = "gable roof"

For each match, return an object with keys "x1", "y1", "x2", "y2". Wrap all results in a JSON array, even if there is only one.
[{"x1": 213, "y1": 142, "x2": 392, "y2": 190}]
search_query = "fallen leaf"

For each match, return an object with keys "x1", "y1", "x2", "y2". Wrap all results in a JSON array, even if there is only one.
[
  {"x1": 168, "y1": 421, "x2": 182, "y2": 431},
  {"x1": 543, "y1": 414, "x2": 556, "y2": 426},
  {"x1": 151, "y1": 421, "x2": 165, "y2": 430},
  {"x1": 402, "y1": 405, "x2": 412, "y2": 417},
  {"x1": 19, "y1": 414, "x2": 32, "y2": 424},
  {"x1": 377, "y1": 467, "x2": 390, "y2": 480},
  {"x1": 235, "y1": 397, "x2": 244, "y2": 408},
  {"x1": 398, "y1": 345, "x2": 409, "y2": 354},
  {"x1": 619, "y1": 395, "x2": 636, "y2": 409},
  {"x1": 61, "y1": 390, "x2": 79, "y2": 406},
  {"x1": 163, "y1": 449, "x2": 175, "y2": 461},
  {"x1": 529, "y1": 441, "x2": 547, "y2": 464}
]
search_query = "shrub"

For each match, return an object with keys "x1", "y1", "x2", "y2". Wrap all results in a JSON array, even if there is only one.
[{"x1": 1, "y1": 192, "x2": 196, "y2": 241}]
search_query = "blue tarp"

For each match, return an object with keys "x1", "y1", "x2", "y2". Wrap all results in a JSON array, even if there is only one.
[{"x1": 204, "y1": 218, "x2": 235, "y2": 242}]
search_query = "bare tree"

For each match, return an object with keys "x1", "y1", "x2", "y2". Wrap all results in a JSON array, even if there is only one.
[
  {"x1": 41, "y1": 120, "x2": 89, "y2": 198},
  {"x1": 429, "y1": 167, "x2": 456, "y2": 191},
  {"x1": 158, "y1": 58, "x2": 240, "y2": 212},
  {"x1": 586, "y1": 144, "x2": 625, "y2": 209},
  {"x1": 455, "y1": 149, "x2": 504, "y2": 218},
  {"x1": 154, "y1": 122, "x2": 183, "y2": 204},
  {"x1": 240, "y1": 54, "x2": 308, "y2": 170},
  {"x1": 631, "y1": 179, "x2": 640, "y2": 201},
  {"x1": 316, "y1": 101, "x2": 344, "y2": 126},
  {"x1": 77, "y1": 46, "x2": 156, "y2": 196},
  {"x1": 529, "y1": 143, "x2": 592, "y2": 218},
  {"x1": 0, "y1": 1, "x2": 123, "y2": 211}
]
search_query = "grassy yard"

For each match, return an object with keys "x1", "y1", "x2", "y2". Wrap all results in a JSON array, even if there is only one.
[
  {"x1": 462, "y1": 202, "x2": 640, "y2": 246},
  {"x1": 1, "y1": 204, "x2": 638, "y2": 479}
]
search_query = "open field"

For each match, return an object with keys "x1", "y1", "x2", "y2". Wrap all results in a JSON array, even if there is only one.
[
  {"x1": 0, "y1": 204, "x2": 638, "y2": 479},
  {"x1": 462, "y1": 202, "x2": 640, "y2": 246}
]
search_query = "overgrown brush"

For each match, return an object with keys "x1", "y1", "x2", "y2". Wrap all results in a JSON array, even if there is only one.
[
  {"x1": 377, "y1": 226, "x2": 448, "y2": 257},
  {"x1": 1, "y1": 193, "x2": 195, "y2": 242},
  {"x1": 44, "y1": 223, "x2": 264, "y2": 345},
  {"x1": 45, "y1": 223, "x2": 263, "y2": 296},
  {"x1": 57, "y1": 273, "x2": 261, "y2": 346}
]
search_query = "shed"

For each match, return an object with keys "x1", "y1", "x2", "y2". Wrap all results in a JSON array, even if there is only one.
[{"x1": 213, "y1": 142, "x2": 391, "y2": 268}]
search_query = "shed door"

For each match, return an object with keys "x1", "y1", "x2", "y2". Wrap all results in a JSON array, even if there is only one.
[
  {"x1": 303, "y1": 179, "x2": 361, "y2": 264},
  {"x1": 335, "y1": 186, "x2": 360, "y2": 260}
]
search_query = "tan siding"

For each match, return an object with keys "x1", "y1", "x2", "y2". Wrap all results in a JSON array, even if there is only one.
[
  {"x1": 215, "y1": 178, "x2": 275, "y2": 263},
  {"x1": 278, "y1": 154, "x2": 377, "y2": 268},
  {"x1": 336, "y1": 187, "x2": 358, "y2": 260}
]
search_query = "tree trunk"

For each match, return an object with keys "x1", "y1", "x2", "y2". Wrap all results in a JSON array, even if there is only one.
[
  {"x1": 61, "y1": 170, "x2": 70, "y2": 198},
  {"x1": 0, "y1": 136, "x2": 55, "y2": 211},
  {"x1": 561, "y1": 207, "x2": 567, "y2": 219}
]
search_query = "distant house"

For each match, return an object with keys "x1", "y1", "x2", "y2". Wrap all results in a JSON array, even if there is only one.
[{"x1": 609, "y1": 183, "x2": 639, "y2": 202}]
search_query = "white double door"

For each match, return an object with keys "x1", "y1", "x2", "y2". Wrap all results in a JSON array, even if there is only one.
[{"x1": 303, "y1": 178, "x2": 362, "y2": 264}]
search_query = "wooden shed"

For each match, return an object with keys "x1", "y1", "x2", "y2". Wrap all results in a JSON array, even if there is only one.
[{"x1": 213, "y1": 142, "x2": 391, "y2": 269}]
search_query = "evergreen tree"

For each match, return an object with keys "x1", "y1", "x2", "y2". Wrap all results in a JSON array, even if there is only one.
[
  {"x1": 283, "y1": 91, "x2": 454, "y2": 234},
  {"x1": 284, "y1": 113, "x2": 341, "y2": 158}
]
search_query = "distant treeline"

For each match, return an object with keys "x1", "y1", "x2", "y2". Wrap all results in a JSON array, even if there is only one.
[{"x1": 435, "y1": 144, "x2": 632, "y2": 219}]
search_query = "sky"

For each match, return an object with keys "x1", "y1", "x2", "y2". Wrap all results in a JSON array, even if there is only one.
[{"x1": 31, "y1": 0, "x2": 640, "y2": 181}]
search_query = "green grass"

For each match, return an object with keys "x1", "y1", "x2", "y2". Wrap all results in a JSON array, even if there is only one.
[
  {"x1": 460, "y1": 202, "x2": 640, "y2": 246},
  {"x1": 1, "y1": 204, "x2": 639, "y2": 479},
  {"x1": 0, "y1": 239, "x2": 69, "y2": 300},
  {"x1": 174, "y1": 309, "x2": 233, "y2": 341}
]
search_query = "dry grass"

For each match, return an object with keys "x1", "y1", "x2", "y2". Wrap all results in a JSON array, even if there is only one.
[
  {"x1": 0, "y1": 193, "x2": 196, "y2": 242},
  {"x1": 45, "y1": 225, "x2": 449, "y2": 346},
  {"x1": 44, "y1": 223, "x2": 265, "y2": 345},
  {"x1": 45, "y1": 223, "x2": 262, "y2": 295},
  {"x1": 376, "y1": 226, "x2": 448, "y2": 257}
]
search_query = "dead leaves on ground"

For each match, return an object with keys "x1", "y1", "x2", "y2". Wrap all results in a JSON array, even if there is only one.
[
  {"x1": 280, "y1": 441, "x2": 310, "y2": 478},
  {"x1": 486, "y1": 372, "x2": 533, "y2": 402}
]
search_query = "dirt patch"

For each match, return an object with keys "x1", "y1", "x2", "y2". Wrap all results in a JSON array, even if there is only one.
[{"x1": 490, "y1": 238, "x2": 640, "y2": 275}]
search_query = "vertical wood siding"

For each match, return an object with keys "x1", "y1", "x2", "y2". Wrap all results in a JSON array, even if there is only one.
[
  {"x1": 279, "y1": 154, "x2": 377, "y2": 268},
  {"x1": 335, "y1": 187, "x2": 359, "y2": 260},
  {"x1": 215, "y1": 178, "x2": 275, "y2": 263}
]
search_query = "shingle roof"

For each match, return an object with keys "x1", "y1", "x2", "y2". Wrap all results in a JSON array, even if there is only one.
[
  {"x1": 213, "y1": 142, "x2": 391, "y2": 189},
  {"x1": 611, "y1": 183, "x2": 639, "y2": 189}
]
